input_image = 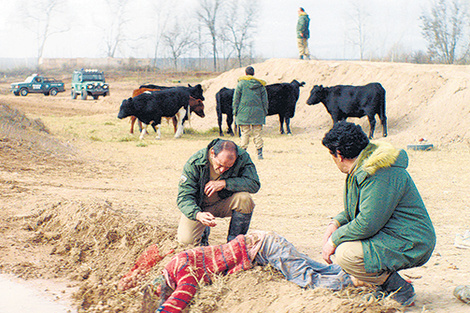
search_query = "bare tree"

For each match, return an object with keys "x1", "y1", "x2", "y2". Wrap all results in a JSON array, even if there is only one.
[
  {"x1": 163, "y1": 22, "x2": 195, "y2": 70},
  {"x1": 420, "y1": 0, "x2": 470, "y2": 64},
  {"x1": 102, "y1": 0, "x2": 130, "y2": 58},
  {"x1": 345, "y1": 2, "x2": 370, "y2": 60},
  {"x1": 149, "y1": 0, "x2": 172, "y2": 68},
  {"x1": 222, "y1": 0, "x2": 259, "y2": 67},
  {"x1": 196, "y1": 0, "x2": 224, "y2": 71},
  {"x1": 16, "y1": 0, "x2": 70, "y2": 65}
]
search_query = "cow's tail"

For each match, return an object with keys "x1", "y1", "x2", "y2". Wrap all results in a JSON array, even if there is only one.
[{"x1": 379, "y1": 84, "x2": 386, "y2": 120}]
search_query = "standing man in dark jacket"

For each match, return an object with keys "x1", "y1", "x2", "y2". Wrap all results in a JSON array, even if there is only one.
[
  {"x1": 296, "y1": 7, "x2": 310, "y2": 60},
  {"x1": 320, "y1": 121, "x2": 436, "y2": 306},
  {"x1": 177, "y1": 139, "x2": 261, "y2": 245},
  {"x1": 232, "y1": 66, "x2": 269, "y2": 160}
]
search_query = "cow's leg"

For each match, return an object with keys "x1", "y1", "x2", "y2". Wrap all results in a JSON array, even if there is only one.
[
  {"x1": 279, "y1": 115, "x2": 285, "y2": 134},
  {"x1": 367, "y1": 115, "x2": 377, "y2": 139},
  {"x1": 285, "y1": 117, "x2": 292, "y2": 135},
  {"x1": 227, "y1": 114, "x2": 234, "y2": 136},
  {"x1": 379, "y1": 113, "x2": 388, "y2": 137},
  {"x1": 217, "y1": 111, "x2": 224, "y2": 136},
  {"x1": 130, "y1": 116, "x2": 136, "y2": 134},
  {"x1": 155, "y1": 124, "x2": 161, "y2": 140},
  {"x1": 172, "y1": 117, "x2": 178, "y2": 133},
  {"x1": 139, "y1": 124, "x2": 149, "y2": 140},
  {"x1": 174, "y1": 107, "x2": 186, "y2": 138},
  {"x1": 138, "y1": 120, "x2": 143, "y2": 133}
]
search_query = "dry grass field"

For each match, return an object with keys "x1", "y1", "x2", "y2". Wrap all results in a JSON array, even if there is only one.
[{"x1": 0, "y1": 59, "x2": 469, "y2": 312}]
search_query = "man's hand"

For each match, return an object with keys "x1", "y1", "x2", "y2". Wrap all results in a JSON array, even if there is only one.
[
  {"x1": 196, "y1": 212, "x2": 217, "y2": 227},
  {"x1": 322, "y1": 238, "x2": 336, "y2": 264},
  {"x1": 204, "y1": 180, "x2": 226, "y2": 197},
  {"x1": 322, "y1": 222, "x2": 339, "y2": 246}
]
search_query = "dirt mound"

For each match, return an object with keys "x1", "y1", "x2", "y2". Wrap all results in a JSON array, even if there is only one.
[
  {"x1": 2, "y1": 200, "x2": 177, "y2": 312},
  {"x1": 0, "y1": 103, "x2": 77, "y2": 170}
]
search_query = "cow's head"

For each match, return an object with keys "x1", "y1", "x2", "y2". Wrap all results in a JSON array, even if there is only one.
[
  {"x1": 189, "y1": 97, "x2": 205, "y2": 118},
  {"x1": 306, "y1": 85, "x2": 325, "y2": 105},
  {"x1": 189, "y1": 84, "x2": 205, "y2": 101},
  {"x1": 118, "y1": 97, "x2": 134, "y2": 119}
]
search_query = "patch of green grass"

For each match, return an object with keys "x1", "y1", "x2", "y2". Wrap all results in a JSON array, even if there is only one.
[
  {"x1": 136, "y1": 142, "x2": 148, "y2": 147},
  {"x1": 89, "y1": 136, "x2": 102, "y2": 141},
  {"x1": 118, "y1": 136, "x2": 137, "y2": 142}
]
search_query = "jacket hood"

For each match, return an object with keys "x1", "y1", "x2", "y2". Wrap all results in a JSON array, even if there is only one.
[
  {"x1": 237, "y1": 75, "x2": 266, "y2": 88},
  {"x1": 355, "y1": 141, "x2": 406, "y2": 176}
]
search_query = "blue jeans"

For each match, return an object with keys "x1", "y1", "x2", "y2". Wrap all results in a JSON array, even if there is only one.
[{"x1": 254, "y1": 232, "x2": 352, "y2": 291}]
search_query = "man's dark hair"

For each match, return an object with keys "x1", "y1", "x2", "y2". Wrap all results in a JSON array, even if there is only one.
[
  {"x1": 212, "y1": 140, "x2": 238, "y2": 158},
  {"x1": 299, "y1": 7, "x2": 305, "y2": 12},
  {"x1": 322, "y1": 121, "x2": 369, "y2": 159},
  {"x1": 245, "y1": 66, "x2": 255, "y2": 76}
]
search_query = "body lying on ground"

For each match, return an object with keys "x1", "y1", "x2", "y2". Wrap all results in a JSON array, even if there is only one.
[{"x1": 119, "y1": 231, "x2": 353, "y2": 313}]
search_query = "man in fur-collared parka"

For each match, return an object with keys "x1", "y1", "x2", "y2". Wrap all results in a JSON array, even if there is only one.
[{"x1": 320, "y1": 121, "x2": 436, "y2": 307}]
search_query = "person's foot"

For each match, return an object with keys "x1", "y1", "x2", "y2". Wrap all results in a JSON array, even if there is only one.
[
  {"x1": 454, "y1": 285, "x2": 470, "y2": 304},
  {"x1": 381, "y1": 272, "x2": 416, "y2": 306}
]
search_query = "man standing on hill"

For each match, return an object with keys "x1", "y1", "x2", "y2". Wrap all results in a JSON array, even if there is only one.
[
  {"x1": 232, "y1": 66, "x2": 269, "y2": 160},
  {"x1": 297, "y1": 7, "x2": 310, "y2": 60}
]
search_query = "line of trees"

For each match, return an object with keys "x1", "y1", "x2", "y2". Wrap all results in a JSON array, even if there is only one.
[
  {"x1": 345, "y1": 0, "x2": 470, "y2": 64},
  {"x1": 15, "y1": 0, "x2": 260, "y2": 71},
  {"x1": 12, "y1": 0, "x2": 470, "y2": 70}
]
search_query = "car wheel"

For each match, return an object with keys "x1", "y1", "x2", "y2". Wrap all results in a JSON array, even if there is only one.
[
  {"x1": 20, "y1": 88, "x2": 28, "y2": 96},
  {"x1": 44, "y1": 92, "x2": 50, "y2": 96},
  {"x1": 13, "y1": 91, "x2": 19, "y2": 96},
  {"x1": 71, "y1": 89, "x2": 77, "y2": 99},
  {"x1": 80, "y1": 89, "x2": 87, "y2": 100},
  {"x1": 50, "y1": 88, "x2": 58, "y2": 96},
  {"x1": 93, "y1": 95, "x2": 99, "y2": 100}
]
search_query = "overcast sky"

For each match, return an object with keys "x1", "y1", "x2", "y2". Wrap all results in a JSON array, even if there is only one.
[{"x1": 0, "y1": 0, "x2": 431, "y2": 60}]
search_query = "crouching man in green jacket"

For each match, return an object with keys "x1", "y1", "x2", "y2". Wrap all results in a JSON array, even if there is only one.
[
  {"x1": 321, "y1": 121, "x2": 436, "y2": 306},
  {"x1": 177, "y1": 139, "x2": 261, "y2": 246}
]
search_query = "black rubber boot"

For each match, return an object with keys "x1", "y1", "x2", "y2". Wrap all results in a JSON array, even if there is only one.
[
  {"x1": 380, "y1": 272, "x2": 416, "y2": 306},
  {"x1": 200, "y1": 226, "x2": 211, "y2": 246},
  {"x1": 227, "y1": 211, "x2": 252, "y2": 242},
  {"x1": 257, "y1": 148, "x2": 263, "y2": 160}
]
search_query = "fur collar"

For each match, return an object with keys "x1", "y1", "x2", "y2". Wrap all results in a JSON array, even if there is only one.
[
  {"x1": 237, "y1": 75, "x2": 266, "y2": 86},
  {"x1": 355, "y1": 141, "x2": 400, "y2": 176}
]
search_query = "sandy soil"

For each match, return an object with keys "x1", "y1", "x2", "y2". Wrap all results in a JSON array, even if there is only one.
[{"x1": 0, "y1": 59, "x2": 469, "y2": 313}]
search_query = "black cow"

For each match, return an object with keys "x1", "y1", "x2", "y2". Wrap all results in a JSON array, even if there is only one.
[
  {"x1": 306, "y1": 83, "x2": 387, "y2": 138},
  {"x1": 215, "y1": 80, "x2": 305, "y2": 136},
  {"x1": 118, "y1": 84, "x2": 204, "y2": 139},
  {"x1": 216, "y1": 87, "x2": 235, "y2": 136},
  {"x1": 265, "y1": 79, "x2": 305, "y2": 134}
]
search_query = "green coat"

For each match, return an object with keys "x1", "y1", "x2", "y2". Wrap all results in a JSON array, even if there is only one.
[
  {"x1": 331, "y1": 142, "x2": 436, "y2": 273},
  {"x1": 232, "y1": 76, "x2": 269, "y2": 125},
  {"x1": 177, "y1": 139, "x2": 261, "y2": 220},
  {"x1": 297, "y1": 13, "x2": 310, "y2": 39}
]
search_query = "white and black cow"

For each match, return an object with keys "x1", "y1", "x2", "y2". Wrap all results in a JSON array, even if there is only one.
[
  {"x1": 118, "y1": 84, "x2": 204, "y2": 140},
  {"x1": 215, "y1": 79, "x2": 305, "y2": 136},
  {"x1": 306, "y1": 83, "x2": 387, "y2": 138}
]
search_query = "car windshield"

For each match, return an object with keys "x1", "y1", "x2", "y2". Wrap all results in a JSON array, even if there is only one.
[
  {"x1": 24, "y1": 75, "x2": 36, "y2": 83},
  {"x1": 82, "y1": 73, "x2": 104, "y2": 82}
]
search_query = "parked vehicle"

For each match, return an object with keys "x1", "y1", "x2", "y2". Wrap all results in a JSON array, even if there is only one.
[
  {"x1": 10, "y1": 74, "x2": 65, "y2": 96},
  {"x1": 71, "y1": 69, "x2": 109, "y2": 100}
]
